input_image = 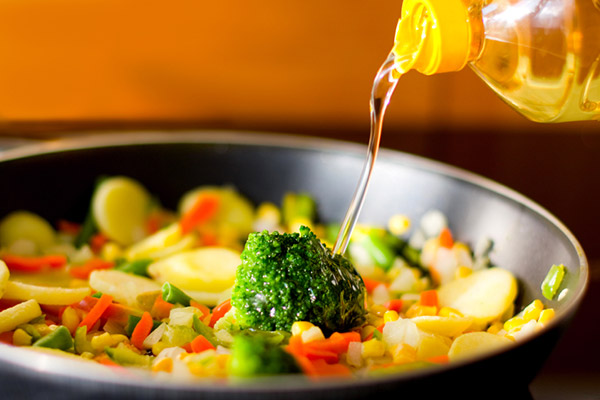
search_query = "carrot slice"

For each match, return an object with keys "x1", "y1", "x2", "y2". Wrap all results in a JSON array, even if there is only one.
[
  {"x1": 438, "y1": 227, "x2": 454, "y2": 249},
  {"x1": 2, "y1": 254, "x2": 67, "y2": 273},
  {"x1": 69, "y1": 258, "x2": 114, "y2": 280},
  {"x1": 190, "y1": 335, "x2": 216, "y2": 353},
  {"x1": 79, "y1": 293, "x2": 113, "y2": 330},
  {"x1": 362, "y1": 277, "x2": 388, "y2": 294},
  {"x1": 130, "y1": 311, "x2": 153, "y2": 349},
  {"x1": 179, "y1": 194, "x2": 220, "y2": 235},
  {"x1": 209, "y1": 299, "x2": 231, "y2": 328},
  {"x1": 384, "y1": 299, "x2": 403, "y2": 312},
  {"x1": 151, "y1": 295, "x2": 174, "y2": 320},
  {"x1": 190, "y1": 300, "x2": 210, "y2": 319},
  {"x1": 419, "y1": 290, "x2": 439, "y2": 308}
]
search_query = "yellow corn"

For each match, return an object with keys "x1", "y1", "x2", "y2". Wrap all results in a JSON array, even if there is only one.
[
  {"x1": 388, "y1": 214, "x2": 411, "y2": 236},
  {"x1": 383, "y1": 310, "x2": 399, "y2": 323},
  {"x1": 101, "y1": 242, "x2": 123, "y2": 262},
  {"x1": 91, "y1": 333, "x2": 114, "y2": 351},
  {"x1": 455, "y1": 266, "x2": 473, "y2": 279},
  {"x1": 438, "y1": 307, "x2": 464, "y2": 318},
  {"x1": 301, "y1": 326, "x2": 325, "y2": 343},
  {"x1": 152, "y1": 357, "x2": 174, "y2": 373},
  {"x1": 405, "y1": 304, "x2": 437, "y2": 318},
  {"x1": 61, "y1": 306, "x2": 80, "y2": 335},
  {"x1": 503, "y1": 317, "x2": 526, "y2": 332},
  {"x1": 12, "y1": 328, "x2": 32, "y2": 346},
  {"x1": 487, "y1": 321, "x2": 504, "y2": 335},
  {"x1": 291, "y1": 321, "x2": 314, "y2": 337},
  {"x1": 391, "y1": 343, "x2": 417, "y2": 364},
  {"x1": 523, "y1": 299, "x2": 544, "y2": 322},
  {"x1": 538, "y1": 308, "x2": 555, "y2": 326},
  {"x1": 370, "y1": 305, "x2": 388, "y2": 317},
  {"x1": 256, "y1": 202, "x2": 280, "y2": 222},
  {"x1": 361, "y1": 339, "x2": 386, "y2": 359}
]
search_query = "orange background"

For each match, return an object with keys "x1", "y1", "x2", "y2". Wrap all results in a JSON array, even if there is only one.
[{"x1": 1, "y1": 0, "x2": 594, "y2": 134}]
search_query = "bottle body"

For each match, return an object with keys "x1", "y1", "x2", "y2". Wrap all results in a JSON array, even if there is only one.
[
  {"x1": 470, "y1": 0, "x2": 600, "y2": 122},
  {"x1": 394, "y1": 0, "x2": 600, "y2": 122}
]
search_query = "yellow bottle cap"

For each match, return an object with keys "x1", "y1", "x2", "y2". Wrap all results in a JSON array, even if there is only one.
[{"x1": 393, "y1": 0, "x2": 472, "y2": 75}]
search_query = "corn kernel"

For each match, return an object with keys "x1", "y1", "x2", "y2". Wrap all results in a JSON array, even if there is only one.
[
  {"x1": 405, "y1": 304, "x2": 437, "y2": 318},
  {"x1": 291, "y1": 321, "x2": 314, "y2": 336},
  {"x1": 455, "y1": 266, "x2": 473, "y2": 279},
  {"x1": 438, "y1": 307, "x2": 463, "y2": 318},
  {"x1": 152, "y1": 357, "x2": 174, "y2": 373},
  {"x1": 523, "y1": 299, "x2": 544, "y2": 322},
  {"x1": 391, "y1": 343, "x2": 416, "y2": 364},
  {"x1": 537, "y1": 308, "x2": 555, "y2": 326},
  {"x1": 61, "y1": 306, "x2": 80, "y2": 335},
  {"x1": 383, "y1": 310, "x2": 399, "y2": 323},
  {"x1": 503, "y1": 317, "x2": 526, "y2": 332},
  {"x1": 388, "y1": 215, "x2": 411, "y2": 236},
  {"x1": 361, "y1": 339, "x2": 386, "y2": 359},
  {"x1": 101, "y1": 242, "x2": 123, "y2": 262},
  {"x1": 12, "y1": 328, "x2": 32, "y2": 346},
  {"x1": 301, "y1": 326, "x2": 325, "y2": 343},
  {"x1": 487, "y1": 321, "x2": 504, "y2": 335},
  {"x1": 256, "y1": 202, "x2": 280, "y2": 222}
]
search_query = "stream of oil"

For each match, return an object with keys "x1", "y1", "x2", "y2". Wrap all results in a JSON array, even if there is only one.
[{"x1": 332, "y1": 51, "x2": 400, "y2": 255}]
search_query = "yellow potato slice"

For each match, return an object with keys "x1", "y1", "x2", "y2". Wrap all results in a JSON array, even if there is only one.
[
  {"x1": 3, "y1": 281, "x2": 90, "y2": 305},
  {"x1": 148, "y1": 247, "x2": 240, "y2": 293},
  {"x1": 0, "y1": 211, "x2": 56, "y2": 251},
  {"x1": 417, "y1": 332, "x2": 451, "y2": 361},
  {"x1": 448, "y1": 331, "x2": 513, "y2": 360},
  {"x1": 0, "y1": 261, "x2": 9, "y2": 299},
  {"x1": 411, "y1": 316, "x2": 474, "y2": 337},
  {"x1": 0, "y1": 299, "x2": 42, "y2": 333},
  {"x1": 89, "y1": 269, "x2": 160, "y2": 308},
  {"x1": 438, "y1": 268, "x2": 517, "y2": 326},
  {"x1": 92, "y1": 176, "x2": 151, "y2": 246},
  {"x1": 125, "y1": 223, "x2": 194, "y2": 261}
]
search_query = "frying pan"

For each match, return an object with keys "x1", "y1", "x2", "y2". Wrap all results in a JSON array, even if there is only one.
[{"x1": 0, "y1": 131, "x2": 588, "y2": 399}]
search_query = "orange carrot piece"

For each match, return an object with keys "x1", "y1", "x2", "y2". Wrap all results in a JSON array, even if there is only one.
[
  {"x1": 57, "y1": 220, "x2": 81, "y2": 235},
  {"x1": 190, "y1": 335, "x2": 216, "y2": 353},
  {"x1": 73, "y1": 295, "x2": 141, "y2": 325},
  {"x1": 362, "y1": 277, "x2": 388, "y2": 294},
  {"x1": 90, "y1": 233, "x2": 109, "y2": 253},
  {"x1": 0, "y1": 331, "x2": 13, "y2": 344},
  {"x1": 79, "y1": 293, "x2": 113, "y2": 330},
  {"x1": 179, "y1": 194, "x2": 220, "y2": 235},
  {"x1": 151, "y1": 295, "x2": 174, "y2": 320},
  {"x1": 130, "y1": 311, "x2": 153, "y2": 349},
  {"x1": 384, "y1": 299, "x2": 404, "y2": 312},
  {"x1": 2, "y1": 254, "x2": 67, "y2": 273},
  {"x1": 189, "y1": 300, "x2": 210, "y2": 319},
  {"x1": 209, "y1": 299, "x2": 231, "y2": 328},
  {"x1": 69, "y1": 258, "x2": 114, "y2": 280},
  {"x1": 419, "y1": 290, "x2": 439, "y2": 308},
  {"x1": 304, "y1": 348, "x2": 339, "y2": 363},
  {"x1": 438, "y1": 227, "x2": 454, "y2": 249},
  {"x1": 309, "y1": 359, "x2": 352, "y2": 378},
  {"x1": 427, "y1": 354, "x2": 449, "y2": 364}
]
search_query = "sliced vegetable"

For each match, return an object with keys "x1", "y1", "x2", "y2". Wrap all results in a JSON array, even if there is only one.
[
  {"x1": 88, "y1": 269, "x2": 160, "y2": 308},
  {"x1": 192, "y1": 314, "x2": 218, "y2": 347},
  {"x1": 2, "y1": 254, "x2": 67, "y2": 273},
  {"x1": 541, "y1": 264, "x2": 566, "y2": 300},
  {"x1": 130, "y1": 311, "x2": 153, "y2": 349},
  {"x1": 105, "y1": 343, "x2": 153, "y2": 367},
  {"x1": 32, "y1": 325, "x2": 73, "y2": 351},
  {"x1": 0, "y1": 261, "x2": 9, "y2": 299},
  {"x1": 115, "y1": 258, "x2": 153, "y2": 277},
  {"x1": 362, "y1": 230, "x2": 396, "y2": 271},
  {"x1": 190, "y1": 334, "x2": 216, "y2": 353},
  {"x1": 209, "y1": 299, "x2": 232, "y2": 328},
  {"x1": 0, "y1": 211, "x2": 56, "y2": 252},
  {"x1": 3, "y1": 281, "x2": 90, "y2": 305},
  {"x1": 0, "y1": 299, "x2": 42, "y2": 333},
  {"x1": 79, "y1": 293, "x2": 113, "y2": 330},
  {"x1": 92, "y1": 176, "x2": 151, "y2": 245},
  {"x1": 179, "y1": 193, "x2": 220, "y2": 235},
  {"x1": 124, "y1": 314, "x2": 162, "y2": 337},
  {"x1": 448, "y1": 331, "x2": 512, "y2": 360},
  {"x1": 69, "y1": 258, "x2": 114, "y2": 280}
]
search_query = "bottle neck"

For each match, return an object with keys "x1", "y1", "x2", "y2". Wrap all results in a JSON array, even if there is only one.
[{"x1": 393, "y1": 0, "x2": 483, "y2": 75}]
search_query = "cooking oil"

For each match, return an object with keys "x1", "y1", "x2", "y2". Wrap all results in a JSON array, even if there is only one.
[{"x1": 393, "y1": 0, "x2": 600, "y2": 122}]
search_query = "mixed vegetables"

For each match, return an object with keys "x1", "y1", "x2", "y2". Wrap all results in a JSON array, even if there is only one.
[{"x1": 0, "y1": 176, "x2": 565, "y2": 380}]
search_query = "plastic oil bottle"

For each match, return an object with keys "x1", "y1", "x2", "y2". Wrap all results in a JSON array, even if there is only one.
[{"x1": 392, "y1": 0, "x2": 600, "y2": 122}]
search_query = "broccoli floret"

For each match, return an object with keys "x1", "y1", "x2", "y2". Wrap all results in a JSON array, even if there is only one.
[
  {"x1": 231, "y1": 226, "x2": 366, "y2": 333},
  {"x1": 228, "y1": 335, "x2": 301, "y2": 377}
]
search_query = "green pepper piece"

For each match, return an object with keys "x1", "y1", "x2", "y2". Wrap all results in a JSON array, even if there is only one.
[
  {"x1": 105, "y1": 343, "x2": 152, "y2": 367},
  {"x1": 125, "y1": 315, "x2": 162, "y2": 337},
  {"x1": 192, "y1": 314, "x2": 218, "y2": 347},
  {"x1": 115, "y1": 259, "x2": 153, "y2": 277},
  {"x1": 74, "y1": 326, "x2": 95, "y2": 354},
  {"x1": 32, "y1": 326, "x2": 73, "y2": 351},
  {"x1": 541, "y1": 264, "x2": 566, "y2": 300},
  {"x1": 363, "y1": 230, "x2": 396, "y2": 271},
  {"x1": 372, "y1": 328, "x2": 383, "y2": 341},
  {"x1": 161, "y1": 282, "x2": 192, "y2": 306}
]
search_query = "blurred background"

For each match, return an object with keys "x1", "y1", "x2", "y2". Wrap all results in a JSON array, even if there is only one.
[{"x1": 0, "y1": 1, "x2": 597, "y2": 397}]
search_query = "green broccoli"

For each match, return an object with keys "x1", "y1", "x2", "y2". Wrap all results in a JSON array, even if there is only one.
[
  {"x1": 231, "y1": 226, "x2": 366, "y2": 333},
  {"x1": 228, "y1": 334, "x2": 301, "y2": 377}
]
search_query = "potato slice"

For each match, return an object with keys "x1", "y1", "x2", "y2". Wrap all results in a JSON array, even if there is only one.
[
  {"x1": 148, "y1": 247, "x2": 240, "y2": 293},
  {"x1": 448, "y1": 331, "x2": 512, "y2": 360},
  {"x1": 0, "y1": 299, "x2": 42, "y2": 333},
  {"x1": 0, "y1": 261, "x2": 9, "y2": 299},
  {"x1": 3, "y1": 281, "x2": 90, "y2": 305},
  {"x1": 437, "y1": 268, "x2": 517, "y2": 326},
  {"x1": 411, "y1": 316, "x2": 473, "y2": 337},
  {"x1": 0, "y1": 211, "x2": 56, "y2": 252},
  {"x1": 417, "y1": 332, "x2": 451, "y2": 361},
  {"x1": 125, "y1": 223, "x2": 194, "y2": 261},
  {"x1": 92, "y1": 176, "x2": 151, "y2": 246},
  {"x1": 89, "y1": 269, "x2": 160, "y2": 308}
]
